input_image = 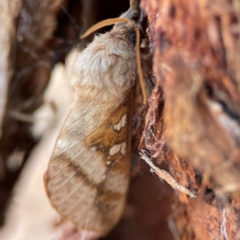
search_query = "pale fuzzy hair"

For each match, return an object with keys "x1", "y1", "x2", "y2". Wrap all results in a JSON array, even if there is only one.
[{"x1": 72, "y1": 22, "x2": 138, "y2": 97}]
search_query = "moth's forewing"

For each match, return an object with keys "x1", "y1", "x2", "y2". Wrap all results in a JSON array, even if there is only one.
[{"x1": 44, "y1": 89, "x2": 135, "y2": 236}]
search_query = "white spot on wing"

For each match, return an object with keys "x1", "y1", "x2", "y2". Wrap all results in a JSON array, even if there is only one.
[
  {"x1": 120, "y1": 142, "x2": 126, "y2": 155},
  {"x1": 109, "y1": 142, "x2": 126, "y2": 156},
  {"x1": 106, "y1": 161, "x2": 111, "y2": 166},
  {"x1": 89, "y1": 146, "x2": 97, "y2": 152},
  {"x1": 113, "y1": 114, "x2": 127, "y2": 131},
  {"x1": 55, "y1": 138, "x2": 72, "y2": 154}
]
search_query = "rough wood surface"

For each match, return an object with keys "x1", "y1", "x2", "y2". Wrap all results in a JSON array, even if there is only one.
[{"x1": 142, "y1": 0, "x2": 240, "y2": 239}]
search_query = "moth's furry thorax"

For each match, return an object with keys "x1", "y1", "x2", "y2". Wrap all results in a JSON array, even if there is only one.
[{"x1": 72, "y1": 22, "x2": 139, "y2": 97}]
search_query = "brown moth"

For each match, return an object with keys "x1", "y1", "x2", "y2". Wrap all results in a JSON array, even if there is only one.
[{"x1": 44, "y1": 6, "x2": 149, "y2": 238}]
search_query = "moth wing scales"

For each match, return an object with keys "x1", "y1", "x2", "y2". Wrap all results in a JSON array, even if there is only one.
[{"x1": 44, "y1": 90, "x2": 134, "y2": 236}]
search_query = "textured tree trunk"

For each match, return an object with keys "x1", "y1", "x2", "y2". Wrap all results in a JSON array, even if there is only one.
[{"x1": 141, "y1": 0, "x2": 240, "y2": 239}]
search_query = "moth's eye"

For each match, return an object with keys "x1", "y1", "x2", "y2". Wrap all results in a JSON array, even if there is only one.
[{"x1": 127, "y1": 31, "x2": 136, "y2": 45}]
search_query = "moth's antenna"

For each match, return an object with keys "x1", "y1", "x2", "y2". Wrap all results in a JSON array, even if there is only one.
[
  {"x1": 81, "y1": 16, "x2": 147, "y2": 104},
  {"x1": 80, "y1": 18, "x2": 130, "y2": 39},
  {"x1": 129, "y1": 0, "x2": 147, "y2": 103},
  {"x1": 135, "y1": 29, "x2": 147, "y2": 104}
]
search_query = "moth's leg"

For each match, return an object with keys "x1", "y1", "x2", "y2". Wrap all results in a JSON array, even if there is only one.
[{"x1": 144, "y1": 74, "x2": 154, "y2": 98}]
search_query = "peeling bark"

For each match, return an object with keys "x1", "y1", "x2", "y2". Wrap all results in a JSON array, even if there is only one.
[{"x1": 142, "y1": 0, "x2": 240, "y2": 239}]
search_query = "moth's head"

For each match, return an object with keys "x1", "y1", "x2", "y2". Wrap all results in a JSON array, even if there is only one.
[
  {"x1": 110, "y1": 20, "x2": 143, "y2": 48},
  {"x1": 112, "y1": 7, "x2": 146, "y2": 46},
  {"x1": 81, "y1": 7, "x2": 146, "y2": 55},
  {"x1": 80, "y1": 9, "x2": 148, "y2": 103}
]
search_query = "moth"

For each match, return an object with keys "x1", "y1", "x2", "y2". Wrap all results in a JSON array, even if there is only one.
[{"x1": 44, "y1": 5, "x2": 150, "y2": 238}]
